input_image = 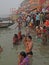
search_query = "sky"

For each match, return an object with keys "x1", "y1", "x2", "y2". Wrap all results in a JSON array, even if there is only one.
[{"x1": 0, "y1": 0, "x2": 24, "y2": 17}]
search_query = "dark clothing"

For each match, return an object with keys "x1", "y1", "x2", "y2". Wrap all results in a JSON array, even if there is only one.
[
  {"x1": 36, "y1": 20, "x2": 40, "y2": 26},
  {"x1": 27, "y1": 51, "x2": 33, "y2": 55},
  {"x1": 42, "y1": 29, "x2": 47, "y2": 45},
  {"x1": 13, "y1": 37, "x2": 19, "y2": 45}
]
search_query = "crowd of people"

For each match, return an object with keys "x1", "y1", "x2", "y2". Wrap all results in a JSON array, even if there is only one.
[
  {"x1": 12, "y1": 11, "x2": 49, "y2": 65},
  {"x1": 0, "y1": 11, "x2": 49, "y2": 65}
]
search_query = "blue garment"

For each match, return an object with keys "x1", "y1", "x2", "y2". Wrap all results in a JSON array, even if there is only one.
[{"x1": 36, "y1": 14, "x2": 40, "y2": 21}]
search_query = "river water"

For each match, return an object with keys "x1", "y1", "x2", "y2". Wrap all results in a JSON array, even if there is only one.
[{"x1": 0, "y1": 27, "x2": 49, "y2": 65}]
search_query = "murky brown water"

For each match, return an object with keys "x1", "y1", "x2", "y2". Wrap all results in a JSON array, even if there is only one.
[{"x1": 0, "y1": 27, "x2": 49, "y2": 65}]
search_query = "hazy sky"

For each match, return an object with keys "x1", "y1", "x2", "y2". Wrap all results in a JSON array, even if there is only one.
[{"x1": 0, "y1": 0, "x2": 24, "y2": 17}]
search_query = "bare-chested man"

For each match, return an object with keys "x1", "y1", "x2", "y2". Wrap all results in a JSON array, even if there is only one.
[{"x1": 23, "y1": 36, "x2": 33, "y2": 56}]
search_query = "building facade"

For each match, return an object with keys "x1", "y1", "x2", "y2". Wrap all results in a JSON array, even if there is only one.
[{"x1": 21, "y1": 0, "x2": 49, "y2": 9}]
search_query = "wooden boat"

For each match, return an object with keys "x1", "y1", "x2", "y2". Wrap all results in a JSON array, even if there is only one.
[{"x1": 0, "y1": 20, "x2": 14, "y2": 28}]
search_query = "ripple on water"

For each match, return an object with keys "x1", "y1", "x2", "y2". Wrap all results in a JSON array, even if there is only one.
[{"x1": 0, "y1": 28, "x2": 49, "y2": 65}]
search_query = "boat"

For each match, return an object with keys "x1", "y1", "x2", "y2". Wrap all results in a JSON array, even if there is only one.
[{"x1": 0, "y1": 20, "x2": 14, "y2": 28}]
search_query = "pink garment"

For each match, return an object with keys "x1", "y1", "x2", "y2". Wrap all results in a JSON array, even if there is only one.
[
  {"x1": 40, "y1": 0, "x2": 45, "y2": 4},
  {"x1": 19, "y1": 56, "x2": 30, "y2": 65}
]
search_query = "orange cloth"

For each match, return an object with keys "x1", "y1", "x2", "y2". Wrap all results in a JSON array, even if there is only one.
[
  {"x1": 44, "y1": 20, "x2": 49, "y2": 27},
  {"x1": 18, "y1": 31, "x2": 21, "y2": 40},
  {"x1": 29, "y1": 22, "x2": 33, "y2": 27}
]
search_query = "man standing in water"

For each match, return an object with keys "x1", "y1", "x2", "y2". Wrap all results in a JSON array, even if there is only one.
[
  {"x1": 24, "y1": 36, "x2": 33, "y2": 65},
  {"x1": 15, "y1": 18, "x2": 22, "y2": 40},
  {"x1": 27, "y1": 36, "x2": 33, "y2": 56},
  {"x1": 24, "y1": 36, "x2": 33, "y2": 56}
]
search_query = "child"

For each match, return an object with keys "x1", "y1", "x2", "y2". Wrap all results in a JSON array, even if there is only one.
[
  {"x1": 18, "y1": 51, "x2": 30, "y2": 65},
  {"x1": 13, "y1": 34, "x2": 18, "y2": 45}
]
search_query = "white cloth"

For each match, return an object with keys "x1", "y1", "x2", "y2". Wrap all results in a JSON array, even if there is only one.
[
  {"x1": 31, "y1": 19, "x2": 33, "y2": 23},
  {"x1": 26, "y1": 16, "x2": 30, "y2": 22}
]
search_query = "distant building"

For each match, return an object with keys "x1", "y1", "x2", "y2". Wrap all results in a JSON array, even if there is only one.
[{"x1": 20, "y1": 0, "x2": 49, "y2": 12}]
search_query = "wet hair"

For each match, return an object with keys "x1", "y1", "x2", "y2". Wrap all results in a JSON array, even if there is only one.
[
  {"x1": 43, "y1": 26, "x2": 46, "y2": 29},
  {"x1": 20, "y1": 51, "x2": 27, "y2": 58},
  {"x1": 36, "y1": 13, "x2": 38, "y2": 15},
  {"x1": 28, "y1": 36, "x2": 32, "y2": 40},
  {"x1": 14, "y1": 34, "x2": 18, "y2": 38},
  {"x1": 27, "y1": 51, "x2": 33, "y2": 55}
]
